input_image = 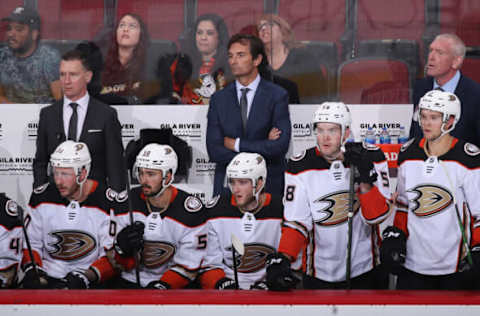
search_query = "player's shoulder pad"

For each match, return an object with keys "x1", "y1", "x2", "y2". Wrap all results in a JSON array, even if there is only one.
[
  {"x1": 362, "y1": 141, "x2": 380, "y2": 151},
  {"x1": 105, "y1": 188, "x2": 118, "y2": 202},
  {"x1": 205, "y1": 195, "x2": 221, "y2": 209},
  {"x1": 400, "y1": 138, "x2": 415, "y2": 152},
  {"x1": 464, "y1": 142, "x2": 480, "y2": 156},
  {"x1": 290, "y1": 150, "x2": 306, "y2": 162},
  {"x1": 184, "y1": 195, "x2": 203, "y2": 213},
  {"x1": 116, "y1": 190, "x2": 128, "y2": 203},
  {"x1": 33, "y1": 182, "x2": 49, "y2": 195}
]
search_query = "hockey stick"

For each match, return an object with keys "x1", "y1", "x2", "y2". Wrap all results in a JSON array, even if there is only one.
[
  {"x1": 123, "y1": 157, "x2": 141, "y2": 287},
  {"x1": 346, "y1": 163, "x2": 356, "y2": 289},
  {"x1": 17, "y1": 205, "x2": 42, "y2": 286},
  {"x1": 231, "y1": 233, "x2": 245, "y2": 290},
  {"x1": 440, "y1": 161, "x2": 473, "y2": 267}
]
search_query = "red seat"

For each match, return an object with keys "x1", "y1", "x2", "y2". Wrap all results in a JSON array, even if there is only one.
[
  {"x1": 338, "y1": 58, "x2": 410, "y2": 104},
  {"x1": 461, "y1": 57, "x2": 480, "y2": 84},
  {"x1": 278, "y1": 0, "x2": 345, "y2": 59},
  {"x1": 361, "y1": 81, "x2": 410, "y2": 104},
  {"x1": 197, "y1": 0, "x2": 263, "y2": 36},
  {"x1": 440, "y1": 0, "x2": 480, "y2": 47},
  {"x1": 357, "y1": 0, "x2": 425, "y2": 42},
  {"x1": 38, "y1": 0, "x2": 105, "y2": 40},
  {"x1": 117, "y1": 0, "x2": 184, "y2": 42}
]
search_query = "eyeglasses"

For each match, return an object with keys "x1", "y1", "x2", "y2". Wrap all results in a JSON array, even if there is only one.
[
  {"x1": 118, "y1": 23, "x2": 139, "y2": 31},
  {"x1": 258, "y1": 21, "x2": 278, "y2": 31}
]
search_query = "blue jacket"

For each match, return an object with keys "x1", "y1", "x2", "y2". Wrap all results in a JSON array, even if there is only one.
[{"x1": 206, "y1": 78, "x2": 291, "y2": 196}]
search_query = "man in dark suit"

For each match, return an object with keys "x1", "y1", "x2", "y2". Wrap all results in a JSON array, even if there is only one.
[
  {"x1": 33, "y1": 49, "x2": 126, "y2": 191},
  {"x1": 206, "y1": 34, "x2": 291, "y2": 196},
  {"x1": 409, "y1": 33, "x2": 480, "y2": 147}
]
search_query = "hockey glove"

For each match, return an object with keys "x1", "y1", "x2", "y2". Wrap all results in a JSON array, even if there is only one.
[
  {"x1": 146, "y1": 280, "x2": 170, "y2": 290},
  {"x1": 64, "y1": 269, "x2": 90, "y2": 289},
  {"x1": 215, "y1": 277, "x2": 237, "y2": 290},
  {"x1": 344, "y1": 142, "x2": 378, "y2": 185},
  {"x1": 115, "y1": 221, "x2": 145, "y2": 257},
  {"x1": 22, "y1": 264, "x2": 50, "y2": 289},
  {"x1": 250, "y1": 280, "x2": 269, "y2": 290},
  {"x1": 380, "y1": 226, "x2": 407, "y2": 275},
  {"x1": 265, "y1": 253, "x2": 298, "y2": 291}
]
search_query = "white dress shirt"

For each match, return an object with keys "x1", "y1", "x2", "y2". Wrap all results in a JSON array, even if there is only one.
[{"x1": 63, "y1": 93, "x2": 90, "y2": 141}]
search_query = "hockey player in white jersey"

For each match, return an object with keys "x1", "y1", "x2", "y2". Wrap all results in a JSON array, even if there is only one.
[
  {"x1": 266, "y1": 102, "x2": 391, "y2": 290},
  {"x1": 199, "y1": 152, "x2": 284, "y2": 290},
  {"x1": 21, "y1": 141, "x2": 118, "y2": 289},
  {"x1": 110, "y1": 143, "x2": 207, "y2": 289},
  {"x1": 0, "y1": 194, "x2": 22, "y2": 288},
  {"x1": 381, "y1": 90, "x2": 480, "y2": 290}
]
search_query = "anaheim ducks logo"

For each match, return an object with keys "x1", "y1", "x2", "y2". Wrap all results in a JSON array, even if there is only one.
[
  {"x1": 48, "y1": 230, "x2": 96, "y2": 261},
  {"x1": 408, "y1": 184, "x2": 453, "y2": 217},
  {"x1": 312, "y1": 191, "x2": 360, "y2": 226},
  {"x1": 236, "y1": 243, "x2": 275, "y2": 273},
  {"x1": 142, "y1": 241, "x2": 176, "y2": 268}
]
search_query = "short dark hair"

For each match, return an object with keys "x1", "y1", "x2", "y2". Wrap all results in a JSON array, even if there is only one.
[
  {"x1": 61, "y1": 49, "x2": 92, "y2": 72},
  {"x1": 227, "y1": 33, "x2": 269, "y2": 75}
]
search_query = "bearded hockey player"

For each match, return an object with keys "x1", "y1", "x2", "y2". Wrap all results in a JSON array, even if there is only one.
[
  {"x1": 199, "y1": 152, "x2": 284, "y2": 290},
  {"x1": 0, "y1": 194, "x2": 22, "y2": 288},
  {"x1": 110, "y1": 143, "x2": 207, "y2": 289},
  {"x1": 381, "y1": 90, "x2": 480, "y2": 290},
  {"x1": 21, "y1": 141, "x2": 118, "y2": 289},
  {"x1": 266, "y1": 102, "x2": 391, "y2": 290}
]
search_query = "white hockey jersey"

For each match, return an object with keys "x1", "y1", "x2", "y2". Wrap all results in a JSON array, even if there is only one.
[
  {"x1": 0, "y1": 194, "x2": 22, "y2": 287},
  {"x1": 200, "y1": 193, "x2": 283, "y2": 289},
  {"x1": 281, "y1": 145, "x2": 391, "y2": 282},
  {"x1": 394, "y1": 138, "x2": 480, "y2": 275},
  {"x1": 113, "y1": 186, "x2": 207, "y2": 288},
  {"x1": 24, "y1": 182, "x2": 115, "y2": 279}
]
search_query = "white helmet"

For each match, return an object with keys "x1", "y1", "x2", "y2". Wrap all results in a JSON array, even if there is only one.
[
  {"x1": 312, "y1": 102, "x2": 352, "y2": 142},
  {"x1": 134, "y1": 143, "x2": 178, "y2": 195},
  {"x1": 227, "y1": 152, "x2": 267, "y2": 202},
  {"x1": 418, "y1": 90, "x2": 461, "y2": 135},
  {"x1": 50, "y1": 141, "x2": 91, "y2": 184}
]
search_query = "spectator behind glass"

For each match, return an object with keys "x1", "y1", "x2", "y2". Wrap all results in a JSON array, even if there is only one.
[
  {"x1": 0, "y1": 6, "x2": 61, "y2": 103},
  {"x1": 257, "y1": 14, "x2": 328, "y2": 104},
  {"x1": 169, "y1": 13, "x2": 230, "y2": 105},
  {"x1": 101, "y1": 13, "x2": 159, "y2": 104}
]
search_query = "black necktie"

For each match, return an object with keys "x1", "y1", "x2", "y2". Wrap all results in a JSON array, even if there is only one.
[
  {"x1": 240, "y1": 88, "x2": 250, "y2": 130},
  {"x1": 435, "y1": 86, "x2": 444, "y2": 91},
  {"x1": 68, "y1": 102, "x2": 78, "y2": 141}
]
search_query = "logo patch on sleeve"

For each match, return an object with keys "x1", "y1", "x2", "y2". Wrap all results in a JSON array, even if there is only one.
[
  {"x1": 5, "y1": 200, "x2": 18, "y2": 217},
  {"x1": 400, "y1": 138, "x2": 415, "y2": 152},
  {"x1": 33, "y1": 183, "x2": 49, "y2": 194},
  {"x1": 290, "y1": 150, "x2": 306, "y2": 161},
  {"x1": 106, "y1": 188, "x2": 118, "y2": 201},
  {"x1": 116, "y1": 190, "x2": 128, "y2": 203},
  {"x1": 465, "y1": 143, "x2": 480, "y2": 156},
  {"x1": 206, "y1": 195, "x2": 220, "y2": 209},
  {"x1": 185, "y1": 196, "x2": 203, "y2": 212}
]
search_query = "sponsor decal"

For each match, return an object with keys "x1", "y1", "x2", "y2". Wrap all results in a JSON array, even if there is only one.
[
  {"x1": 0, "y1": 156, "x2": 34, "y2": 174},
  {"x1": 159, "y1": 123, "x2": 202, "y2": 139}
]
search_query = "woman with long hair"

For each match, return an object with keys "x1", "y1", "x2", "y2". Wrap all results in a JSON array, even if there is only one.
[
  {"x1": 169, "y1": 13, "x2": 230, "y2": 104},
  {"x1": 101, "y1": 13, "x2": 157, "y2": 104},
  {"x1": 258, "y1": 14, "x2": 327, "y2": 103}
]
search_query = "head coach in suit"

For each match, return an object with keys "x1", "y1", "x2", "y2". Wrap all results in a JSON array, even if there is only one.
[
  {"x1": 409, "y1": 33, "x2": 480, "y2": 147},
  {"x1": 33, "y1": 49, "x2": 126, "y2": 192},
  {"x1": 206, "y1": 33, "x2": 291, "y2": 197}
]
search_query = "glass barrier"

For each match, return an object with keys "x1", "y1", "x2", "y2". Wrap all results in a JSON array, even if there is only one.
[{"x1": 0, "y1": 0, "x2": 479, "y2": 105}]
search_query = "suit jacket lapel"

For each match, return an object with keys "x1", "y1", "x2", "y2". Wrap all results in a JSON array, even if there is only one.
[
  {"x1": 246, "y1": 78, "x2": 266, "y2": 136},
  {"x1": 56, "y1": 102, "x2": 66, "y2": 141},
  {"x1": 79, "y1": 100, "x2": 92, "y2": 141}
]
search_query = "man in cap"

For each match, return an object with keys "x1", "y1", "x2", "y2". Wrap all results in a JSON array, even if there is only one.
[{"x1": 0, "y1": 6, "x2": 61, "y2": 103}]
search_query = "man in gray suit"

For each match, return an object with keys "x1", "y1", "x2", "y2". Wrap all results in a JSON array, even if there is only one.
[{"x1": 33, "y1": 49, "x2": 126, "y2": 191}]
